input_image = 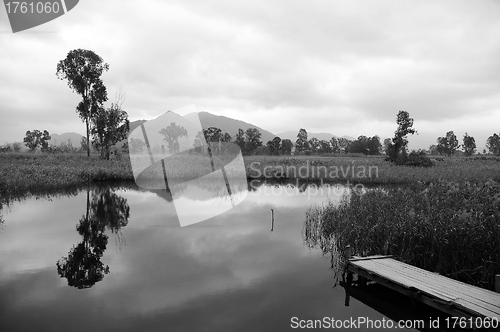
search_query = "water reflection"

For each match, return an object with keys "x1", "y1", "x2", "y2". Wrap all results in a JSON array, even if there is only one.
[{"x1": 56, "y1": 187, "x2": 130, "y2": 289}]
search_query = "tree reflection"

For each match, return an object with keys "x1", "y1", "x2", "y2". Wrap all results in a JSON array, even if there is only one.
[{"x1": 57, "y1": 188, "x2": 130, "y2": 289}]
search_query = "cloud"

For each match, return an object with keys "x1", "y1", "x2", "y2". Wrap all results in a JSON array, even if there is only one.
[{"x1": 1, "y1": 0, "x2": 499, "y2": 149}]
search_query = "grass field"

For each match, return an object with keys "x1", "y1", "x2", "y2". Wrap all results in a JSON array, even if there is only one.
[{"x1": 1, "y1": 152, "x2": 499, "y2": 197}]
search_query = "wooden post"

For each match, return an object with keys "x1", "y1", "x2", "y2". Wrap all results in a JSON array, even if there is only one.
[
  {"x1": 344, "y1": 288, "x2": 350, "y2": 306},
  {"x1": 270, "y1": 209, "x2": 274, "y2": 232},
  {"x1": 495, "y1": 275, "x2": 500, "y2": 293}
]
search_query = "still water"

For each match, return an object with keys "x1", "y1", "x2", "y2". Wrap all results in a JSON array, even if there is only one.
[{"x1": 0, "y1": 181, "x2": 443, "y2": 331}]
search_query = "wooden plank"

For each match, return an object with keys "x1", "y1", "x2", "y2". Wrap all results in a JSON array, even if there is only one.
[
  {"x1": 346, "y1": 264, "x2": 475, "y2": 319},
  {"x1": 363, "y1": 259, "x2": 500, "y2": 308},
  {"x1": 352, "y1": 259, "x2": 500, "y2": 318},
  {"x1": 347, "y1": 257, "x2": 500, "y2": 320},
  {"x1": 361, "y1": 259, "x2": 500, "y2": 305},
  {"x1": 349, "y1": 255, "x2": 393, "y2": 262}
]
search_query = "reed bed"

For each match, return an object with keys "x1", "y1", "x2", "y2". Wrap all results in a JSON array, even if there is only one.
[{"x1": 304, "y1": 179, "x2": 500, "y2": 290}]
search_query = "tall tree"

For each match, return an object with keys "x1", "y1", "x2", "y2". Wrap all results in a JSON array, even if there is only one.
[
  {"x1": 386, "y1": 110, "x2": 417, "y2": 162},
  {"x1": 462, "y1": 132, "x2": 476, "y2": 156},
  {"x1": 295, "y1": 128, "x2": 310, "y2": 154},
  {"x1": 91, "y1": 104, "x2": 129, "y2": 160},
  {"x1": 56, "y1": 49, "x2": 109, "y2": 157},
  {"x1": 158, "y1": 122, "x2": 188, "y2": 154},
  {"x1": 486, "y1": 133, "x2": 500, "y2": 155},
  {"x1": 244, "y1": 128, "x2": 262, "y2": 155}
]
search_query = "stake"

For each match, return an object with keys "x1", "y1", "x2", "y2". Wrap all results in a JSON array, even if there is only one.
[{"x1": 271, "y1": 209, "x2": 274, "y2": 232}]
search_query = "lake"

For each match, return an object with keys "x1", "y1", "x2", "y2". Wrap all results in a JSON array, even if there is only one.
[{"x1": 0, "y1": 180, "x2": 447, "y2": 331}]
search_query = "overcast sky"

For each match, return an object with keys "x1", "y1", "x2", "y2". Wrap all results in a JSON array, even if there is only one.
[{"x1": 1, "y1": 0, "x2": 499, "y2": 151}]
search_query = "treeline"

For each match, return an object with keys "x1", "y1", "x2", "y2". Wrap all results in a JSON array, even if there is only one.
[
  {"x1": 426, "y1": 131, "x2": 500, "y2": 156},
  {"x1": 186, "y1": 126, "x2": 382, "y2": 156}
]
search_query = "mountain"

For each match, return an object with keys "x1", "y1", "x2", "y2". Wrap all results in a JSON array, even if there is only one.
[
  {"x1": 49, "y1": 132, "x2": 84, "y2": 147},
  {"x1": 129, "y1": 111, "x2": 204, "y2": 153},
  {"x1": 129, "y1": 120, "x2": 147, "y2": 134},
  {"x1": 196, "y1": 111, "x2": 276, "y2": 143},
  {"x1": 277, "y1": 131, "x2": 355, "y2": 142}
]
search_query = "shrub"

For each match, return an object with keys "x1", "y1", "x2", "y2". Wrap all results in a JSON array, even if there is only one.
[{"x1": 403, "y1": 150, "x2": 434, "y2": 167}]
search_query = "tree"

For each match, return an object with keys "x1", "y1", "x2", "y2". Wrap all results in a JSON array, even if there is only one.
[
  {"x1": 386, "y1": 110, "x2": 417, "y2": 162},
  {"x1": 308, "y1": 137, "x2": 321, "y2": 154},
  {"x1": 486, "y1": 133, "x2": 500, "y2": 155},
  {"x1": 383, "y1": 138, "x2": 392, "y2": 155},
  {"x1": 347, "y1": 135, "x2": 369, "y2": 154},
  {"x1": 234, "y1": 128, "x2": 245, "y2": 152},
  {"x1": 244, "y1": 128, "x2": 262, "y2": 155},
  {"x1": 281, "y1": 139, "x2": 293, "y2": 155},
  {"x1": 158, "y1": 122, "x2": 188, "y2": 154},
  {"x1": 56, "y1": 49, "x2": 109, "y2": 157},
  {"x1": 40, "y1": 130, "x2": 51, "y2": 152},
  {"x1": 368, "y1": 136, "x2": 382, "y2": 155},
  {"x1": 204, "y1": 127, "x2": 231, "y2": 143},
  {"x1": 462, "y1": 133, "x2": 476, "y2": 156},
  {"x1": 23, "y1": 130, "x2": 42, "y2": 152},
  {"x1": 319, "y1": 140, "x2": 332, "y2": 154},
  {"x1": 80, "y1": 136, "x2": 88, "y2": 152},
  {"x1": 337, "y1": 137, "x2": 352, "y2": 154},
  {"x1": 130, "y1": 138, "x2": 146, "y2": 154},
  {"x1": 330, "y1": 137, "x2": 340, "y2": 154},
  {"x1": 23, "y1": 129, "x2": 51, "y2": 152},
  {"x1": 295, "y1": 129, "x2": 310, "y2": 154},
  {"x1": 202, "y1": 127, "x2": 231, "y2": 154},
  {"x1": 91, "y1": 104, "x2": 129, "y2": 159},
  {"x1": 436, "y1": 131, "x2": 459, "y2": 156},
  {"x1": 267, "y1": 136, "x2": 281, "y2": 155}
]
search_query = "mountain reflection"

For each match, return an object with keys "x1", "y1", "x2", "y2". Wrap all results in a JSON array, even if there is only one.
[{"x1": 57, "y1": 187, "x2": 130, "y2": 289}]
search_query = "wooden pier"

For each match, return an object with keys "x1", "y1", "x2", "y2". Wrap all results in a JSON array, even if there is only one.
[{"x1": 344, "y1": 255, "x2": 500, "y2": 321}]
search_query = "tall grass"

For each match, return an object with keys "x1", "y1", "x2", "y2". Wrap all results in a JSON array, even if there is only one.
[
  {"x1": 246, "y1": 155, "x2": 500, "y2": 184},
  {"x1": 304, "y1": 179, "x2": 500, "y2": 290},
  {"x1": 0, "y1": 153, "x2": 133, "y2": 204}
]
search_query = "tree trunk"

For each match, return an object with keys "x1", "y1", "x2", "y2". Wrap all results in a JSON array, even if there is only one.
[{"x1": 86, "y1": 117, "x2": 90, "y2": 158}]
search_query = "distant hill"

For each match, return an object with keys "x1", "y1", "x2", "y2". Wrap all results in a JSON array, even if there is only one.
[
  {"x1": 49, "y1": 132, "x2": 84, "y2": 147},
  {"x1": 277, "y1": 131, "x2": 355, "y2": 142},
  {"x1": 195, "y1": 111, "x2": 276, "y2": 143}
]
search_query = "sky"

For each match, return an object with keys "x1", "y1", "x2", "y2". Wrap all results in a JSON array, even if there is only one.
[{"x1": 1, "y1": 0, "x2": 499, "y2": 151}]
